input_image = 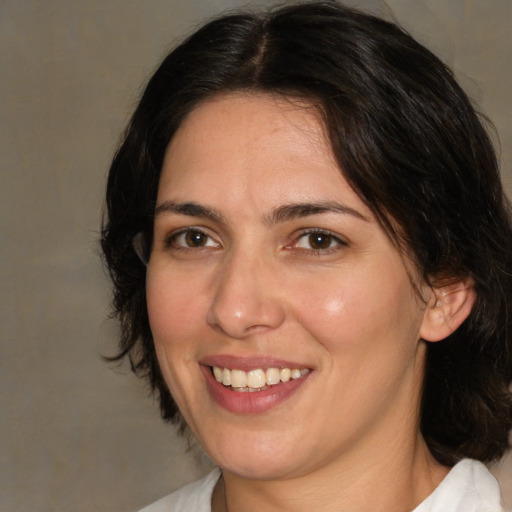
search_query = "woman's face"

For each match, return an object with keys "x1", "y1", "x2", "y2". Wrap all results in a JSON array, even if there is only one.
[{"x1": 147, "y1": 93, "x2": 432, "y2": 480}]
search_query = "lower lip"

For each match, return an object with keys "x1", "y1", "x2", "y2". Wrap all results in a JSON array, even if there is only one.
[{"x1": 201, "y1": 365, "x2": 311, "y2": 414}]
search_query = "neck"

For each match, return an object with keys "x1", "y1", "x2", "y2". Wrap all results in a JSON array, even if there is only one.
[{"x1": 214, "y1": 434, "x2": 448, "y2": 512}]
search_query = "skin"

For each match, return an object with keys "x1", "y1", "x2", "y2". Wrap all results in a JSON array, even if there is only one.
[{"x1": 146, "y1": 93, "x2": 454, "y2": 511}]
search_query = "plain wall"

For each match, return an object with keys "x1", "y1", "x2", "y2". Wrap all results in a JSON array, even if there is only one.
[{"x1": 1, "y1": 1, "x2": 511, "y2": 510}]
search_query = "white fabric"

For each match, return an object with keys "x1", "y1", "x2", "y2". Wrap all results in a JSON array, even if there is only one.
[
  {"x1": 138, "y1": 468, "x2": 221, "y2": 512},
  {"x1": 138, "y1": 459, "x2": 504, "y2": 512},
  {"x1": 412, "y1": 459, "x2": 504, "y2": 512}
]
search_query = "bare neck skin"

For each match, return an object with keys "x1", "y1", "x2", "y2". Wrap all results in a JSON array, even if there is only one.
[{"x1": 213, "y1": 431, "x2": 447, "y2": 512}]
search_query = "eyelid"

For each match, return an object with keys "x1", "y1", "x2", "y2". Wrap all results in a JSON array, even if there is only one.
[
  {"x1": 286, "y1": 228, "x2": 348, "y2": 252},
  {"x1": 163, "y1": 226, "x2": 221, "y2": 250}
]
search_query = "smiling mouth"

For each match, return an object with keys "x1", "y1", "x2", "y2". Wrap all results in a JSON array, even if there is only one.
[{"x1": 211, "y1": 366, "x2": 311, "y2": 392}]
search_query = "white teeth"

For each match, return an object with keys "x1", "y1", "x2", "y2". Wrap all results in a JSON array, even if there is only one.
[
  {"x1": 291, "y1": 369, "x2": 302, "y2": 379},
  {"x1": 266, "y1": 367, "x2": 281, "y2": 385},
  {"x1": 222, "y1": 368, "x2": 231, "y2": 386},
  {"x1": 280, "y1": 368, "x2": 291, "y2": 382},
  {"x1": 247, "y1": 369, "x2": 266, "y2": 388},
  {"x1": 231, "y1": 369, "x2": 247, "y2": 388},
  {"x1": 213, "y1": 366, "x2": 223, "y2": 382},
  {"x1": 212, "y1": 365, "x2": 310, "y2": 389}
]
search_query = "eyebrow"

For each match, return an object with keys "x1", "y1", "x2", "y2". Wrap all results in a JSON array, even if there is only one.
[
  {"x1": 154, "y1": 201, "x2": 224, "y2": 223},
  {"x1": 265, "y1": 201, "x2": 369, "y2": 224},
  {"x1": 154, "y1": 200, "x2": 368, "y2": 224}
]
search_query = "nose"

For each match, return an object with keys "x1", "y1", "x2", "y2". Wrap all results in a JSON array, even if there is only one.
[{"x1": 206, "y1": 251, "x2": 286, "y2": 339}]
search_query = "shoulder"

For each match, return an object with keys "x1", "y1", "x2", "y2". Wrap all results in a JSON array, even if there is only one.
[
  {"x1": 138, "y1": 468, "x2": 221, "y2": 512},
  {"x1": 413, "y1": 459, "x2": 504, "y2": 512}
]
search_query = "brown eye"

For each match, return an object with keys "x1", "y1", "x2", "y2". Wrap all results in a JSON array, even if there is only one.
[
  {"x1": 184, "y1": 230, "x2": 208, "y2": 247},
  {"x1": 307, "y1": 233, "x2": 333, "y2": 250},
  {"x1": 293, "y1": 230, "x2": 345, "y2": 252},
  {"x1": 168, "y1": 228, "x2": 219, "y2": 250}
]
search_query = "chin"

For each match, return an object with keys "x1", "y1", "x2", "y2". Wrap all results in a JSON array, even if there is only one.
[{"x1": 199, "y1": 426, "x2": 311, "y2": 480}]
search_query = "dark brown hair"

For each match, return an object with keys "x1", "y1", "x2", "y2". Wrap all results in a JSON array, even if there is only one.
[{"x1": 101, "y1": 1, "x2": 512, "y2": 465}]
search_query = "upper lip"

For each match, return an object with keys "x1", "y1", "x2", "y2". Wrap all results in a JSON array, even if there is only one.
[{"x1": 200, "y1": 354, "x2": 312, "y2": 371}]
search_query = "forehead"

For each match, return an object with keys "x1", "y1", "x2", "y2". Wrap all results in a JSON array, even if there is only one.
[{"x1": 157, "y1": 92, "x2": 365, "y2": 212}]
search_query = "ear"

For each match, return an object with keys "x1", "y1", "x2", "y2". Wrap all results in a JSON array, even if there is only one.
[{"x1": 420, "y1": 278, "x2": 476, "y2": 342}]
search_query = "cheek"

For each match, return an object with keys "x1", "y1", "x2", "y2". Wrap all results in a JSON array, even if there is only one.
[
  {"x1": 146, "y1": 273, "x2": 207, "y2": 406},
  {"x1": 146, "y1": 270, "x2": 206, "y2": 354},
  {"x1": 291, "y1": 267, "x2": 421, "y2": 358}
]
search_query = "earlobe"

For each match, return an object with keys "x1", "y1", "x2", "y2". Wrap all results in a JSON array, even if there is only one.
[{"x1": 420, "y1": 278, "x2": 476, "y2": 342}]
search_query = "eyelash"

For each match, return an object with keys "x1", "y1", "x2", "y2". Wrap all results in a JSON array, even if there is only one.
[
  {"x1": 163, "y1": 227, "x2": 347, "y2": 255},
  {"x1": 288, "y1": 229, "x2": 347, "y2": 255},
  {"x1": 164, "y1": 227, "x2": 220, "y2": 252}
]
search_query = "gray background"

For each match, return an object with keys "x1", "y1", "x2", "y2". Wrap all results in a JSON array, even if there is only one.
[{"x1": 1, "y1": 1, "x2": 511, "y2": 511}]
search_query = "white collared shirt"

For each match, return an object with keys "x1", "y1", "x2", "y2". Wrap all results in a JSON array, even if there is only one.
[{"x1": 412, "y1": 459, "x2": 504, "y2": 512}]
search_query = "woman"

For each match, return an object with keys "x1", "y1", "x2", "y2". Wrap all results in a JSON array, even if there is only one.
[{"x1": 101, "y1": 2, "x2": 512, "y2": 510}]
